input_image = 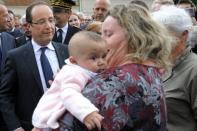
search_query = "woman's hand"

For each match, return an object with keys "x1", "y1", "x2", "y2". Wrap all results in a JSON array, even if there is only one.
[
  {"x1": 31, "y1": 127, "x2": 42, "y2": 131},
  {"x1": 83, "y1": 111, "x2": 104, "y2": 131},
  {"x1": 15, "y1": 127, "x2": 25, "y2": 131}
]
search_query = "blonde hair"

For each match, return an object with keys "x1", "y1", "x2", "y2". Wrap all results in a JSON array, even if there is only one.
[
  {"x1": 85, "y1": 21, "x2": 102, "y2": 34},
  {"x1": 107, "y1": 4, "x2": 172, "y2": 69},
  {"x1": 153, "y1": 0, "x2": 174, "y2": 5}
]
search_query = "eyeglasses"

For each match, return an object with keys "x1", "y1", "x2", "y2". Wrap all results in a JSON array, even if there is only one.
[{"x1": 31, "y1": 18, "x2": 56, "y2": 25}]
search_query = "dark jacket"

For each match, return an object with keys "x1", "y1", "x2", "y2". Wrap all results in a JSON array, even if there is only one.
[
  {"x1": 53, "y1": 25, "x2": 81, "y2": 45},
  {"x1": 0, "y1": 41, "x2": 69, "y2": 130},
  {"x1": 0, "y1": 32, "x2": 16, "y2": 131}
]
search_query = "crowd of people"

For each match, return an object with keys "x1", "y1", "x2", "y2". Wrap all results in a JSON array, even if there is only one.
[{"x1": 0, "y1": 0, "x2": 196, "y2": 131}]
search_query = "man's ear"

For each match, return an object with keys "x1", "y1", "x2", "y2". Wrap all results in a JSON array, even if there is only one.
[
  {"x1": 181, "y1": 30, "x2": 189, "y2": 42},
  {"x1": 69, "y1": 56, "x2": 77, "y2": 64}
]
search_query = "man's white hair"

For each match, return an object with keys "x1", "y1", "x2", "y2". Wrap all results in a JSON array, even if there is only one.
[
  {"x1": 20, "y1": 14, "x2": 26, "y2": 25},
  {"x1": 152, "y1": 5, "x2": 192, "y2": 36}
]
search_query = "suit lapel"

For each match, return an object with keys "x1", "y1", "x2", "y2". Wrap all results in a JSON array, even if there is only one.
[
  {"x1": 23, "y1": 42, "x2": 43, "y2": 93},
  {"x1": 1, "y1": 33, "x2": 15, "y2": 65},
  {"x1": 53, "y1": 28, "x2": 58, "y2": 42},
  {"x1": 1, "y1": 33, "x2": 12, "y2": 61},
  {"x1": 52, "y1": 42, "x2": 65, "y2": 68},
  {"x1": 63, "y1": 25, "x2": 72, "y2": 45}
]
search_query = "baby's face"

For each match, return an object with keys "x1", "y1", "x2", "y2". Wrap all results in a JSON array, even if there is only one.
[{"x1": 76, "y1": 41, "x2": 108, "y2": 73}]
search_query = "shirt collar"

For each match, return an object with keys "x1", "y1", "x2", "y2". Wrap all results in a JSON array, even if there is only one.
[
  {"x1": 56, "y1": 23, "x2": 68, "y2": 33},
  {"x1": 173, "y1": 46, "x2": 191, "y2": 68},
  {"x1": 11, "y1": 27, "x2": 15, "y2": 32},
  {"x1": 31, "y1": 38, "x2": 55, "y2": 52},
  {"x1": 65, "y1": 58, "x2": 97, "y2": 77},
  {"x1": 162, "y1": 47, "x2": 192, "y2": 82}
]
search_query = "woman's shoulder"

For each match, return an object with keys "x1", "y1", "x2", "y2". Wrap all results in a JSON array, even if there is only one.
[
  {"x1": 102, "y1": 63, "x2": 160, "y2": 77},
  {"x1": 87, "y1": 63, "x2": 161, "y2": 88}
]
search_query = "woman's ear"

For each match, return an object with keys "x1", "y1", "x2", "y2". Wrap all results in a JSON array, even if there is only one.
[{"x1": 69, "y1": 56, "x2": 77, "y2": 64}]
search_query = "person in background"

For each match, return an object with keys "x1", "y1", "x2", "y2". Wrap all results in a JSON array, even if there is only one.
[
  {"x1": 7, "y1": 10, "x2": 24, "y2": 38},
  {"x1": 50, "y1": 0, "x2": 81, "y2": 45},
  {"x1": 68, "y1": 13, "x2": 81, "y2": 28},
  {"x1": 78, "y1": 14, "x2": 93, "y2": 30},
  {"x1": 130, "y1": 0, "x2": 149, "y2": 10},
  {"x1": 175, "y1": 0, "x2": 197, "y2": 25},
  {"x1": 151, "y1": 0, "x2": 174, "y2": 11},
  {"x1": 188, "y1": 26, "x2": 197, "y2": 54},
  {"x1": 76, "y1": 12, "x2": 86, "y2": 29},
  {"x1": 0, "y1": 4, "x2": 16, "y2": 131},
  {"x1": 14, "y1": 14, "x2": 22, "y2": 28},
  {"x1": 92, "y1": 0, "x2": 111, "y2": 21},
  {"x1": 0, "y1": 2, "x2": 69, "y2": 130},
  {"x1": 59, "y1": 4, "x2": 172, "y2": 131},
  {"x1": 86, "y1": 21, "x2": 102, "y2": 34},
  {"x1": 15, "y1": 14, "x2": 32, "y2": 47},
  {"x1": 32, "y1": 31, "x2": 107, "y2": 131},
  {"x1": 153, "y1": 5, "x2": 197, "y2": 131},
  {"x1": 84, "y1": 15, "x2": 92, "y2": 25}
]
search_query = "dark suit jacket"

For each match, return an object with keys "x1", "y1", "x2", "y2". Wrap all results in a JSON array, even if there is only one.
[
  {"x1": 0, "y1": 32, "x2": 16, "y2": 131},
  {"x1": 0, "y1": 41, "x2": 69, "y2": 130},
  {"x1": 15, "y1": 35, "x2": 31, "y2": 47},
  {"x1": 7, "y1": 28, "x2": 24, "y2": 38},
  {"x1": 53, "y1": 25, "x2": 81, "y2": 45},
  {"x1": 0, "y1": 32, "x2": 16, "y2": 76},
  {"x1": 192, "y1": 45, "x2": 197, "y2": 54}
]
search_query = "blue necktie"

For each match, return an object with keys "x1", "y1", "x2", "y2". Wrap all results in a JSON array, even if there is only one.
[
  {"x1": 0, "y1": 36, "x2": 2, "y2": 65},
  {"x1": 0, "y1": 33, "x2": 2, "y2": 65},
  {"x1": 57, "y1": 29, "x2": 63, "y2": 43},
  {"x1": 0, "y1": 48, "x2": 2, "y2": 65},
  {"x1": 40, "y1": 47, "x2": 53, "y2": 88}
]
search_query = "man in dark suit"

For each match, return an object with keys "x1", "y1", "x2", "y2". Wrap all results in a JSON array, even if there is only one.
[
  {"x1": 7, "y1": 10, "x2": 24, "y2": 38},
  {"x1": 50, "y1": 0, "x2": 81, "y2": 45},
  {"x1": 0, "y1": 4, "x2": 16, "y2": 131},
  {"x1": 0, "y1": 2, "x2": 69, "y2": 131},
  {"x1": 15, "y1": 15, "x2": 31, "y2": 47}
]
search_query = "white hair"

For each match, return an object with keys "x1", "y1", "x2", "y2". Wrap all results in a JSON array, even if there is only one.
[
  {"x1": 188, "y1": 26, "x2": 197, "y2": 48},
  {"x1": 152, "y1": 5, "x2": 192, "y2": 36},
  {"x1": 76, "y1": 12, "x2": 85, "y2": 19},
  {"x1": 20, "y1": 14, "x2": 26, "y2": 25}
]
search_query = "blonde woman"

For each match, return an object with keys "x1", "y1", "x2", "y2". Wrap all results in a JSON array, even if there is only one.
[
  {"x1": 58, "y1": 4, "x2": 172, "y2": 131},
  {"x1": 68, "y1": 13, "x2": 81, "y2": 28}
]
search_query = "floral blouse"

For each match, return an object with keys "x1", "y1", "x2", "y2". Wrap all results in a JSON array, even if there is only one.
[{"x1": 59, "y1": 63, "x2": 167, "y2": 131}]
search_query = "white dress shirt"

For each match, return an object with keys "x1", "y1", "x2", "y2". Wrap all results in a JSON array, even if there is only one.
[
  {"x1": 56, "y1": 23, "x2": 68, "y2": 44},
  {"x1": 32, "y1": 39, "x2": 60, "y2": 92}
]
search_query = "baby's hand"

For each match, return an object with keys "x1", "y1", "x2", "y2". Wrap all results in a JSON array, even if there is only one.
[{"x1": 83, "y1": 111, "x2": 104, "y2": 131}]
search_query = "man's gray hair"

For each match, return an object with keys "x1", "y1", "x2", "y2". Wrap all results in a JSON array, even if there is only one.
[
  {"x1": 20, "y1": 14, "x2": 26, "y2": 25},
  {"x1": 152, "y1": 5, "x2": 192, "y2": 36}
]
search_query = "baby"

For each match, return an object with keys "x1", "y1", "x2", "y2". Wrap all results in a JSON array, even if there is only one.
[{"x1": 32, "y1": 31, "x2": 108, "y2": 131}]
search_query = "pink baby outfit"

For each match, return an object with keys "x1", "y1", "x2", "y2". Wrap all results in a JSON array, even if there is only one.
[{"x1": 32, "y1": 59, "x2": 98, "y2": 129}]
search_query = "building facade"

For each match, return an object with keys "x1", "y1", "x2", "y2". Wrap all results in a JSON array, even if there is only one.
[{"x1": 0, "y1": 0, "x2": 153, "y2": 16}]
